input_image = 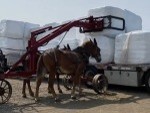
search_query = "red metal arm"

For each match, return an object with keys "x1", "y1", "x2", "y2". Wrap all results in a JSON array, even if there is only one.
[{"x1": 1, "y1": 16, "x2": 124, "y2": 78}]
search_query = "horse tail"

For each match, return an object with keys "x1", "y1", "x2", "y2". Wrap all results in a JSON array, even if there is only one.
[{"x1": 36, "y1": 55, "x2": 44, "y2": 77}]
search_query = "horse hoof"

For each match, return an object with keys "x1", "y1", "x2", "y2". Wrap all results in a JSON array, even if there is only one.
[
  {"x1": 59, "y1": 90, "x2": 63, "y2": 94},
  {"x1": 22, "y1": 95, "x2": 27, "y2": 98},
  {"x1": 30, "y1": 92, "x2": 34, "y2": 97},
  {"x1": 48, "y1": 90, "x2": 51, "y2": 94},
  {"x1": 79, "y1": 93, "x2": 85, "y2": 97},
  {"x1": 35, "y1": 98, "x2": 39, "y2": 102},
  {"x1": 55, "y1": 97, "x2": 61, "y2": 103},
  {"x1": 71, "y1": 96, "x2": 76, "y2": 100}
]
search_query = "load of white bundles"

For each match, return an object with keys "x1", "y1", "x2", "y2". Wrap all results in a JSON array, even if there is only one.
[
  {"x1": 59, "y1": 28, "x2": 79, "y2": 49},
  {"x1": 0, "y1": 37, "x2": 26, "y2": 65},
  {"x1": 88, "y1": 6, "x2": 125, "y2": 37},
  {"x1": 114, "y1": 31, "x2": 150, "y2": 64},
  {"x1": 80, "y1": 35, "x2": 115, "y2": 64},
  {"x1": 0, "y1": 20, "x2": 25, "y2": 38},
  {"x1": 24, "y1": 22, "x2": 40, "y2": 39},
  {"x1": 37, "y1": 22, "x2": 61, "y2": 51},
  {"x1": 0, "y1": 48, "x2": 25, "y2": 65},
  {"x1": 124, "y1": 9, "x2": 142, "y2": 32}
]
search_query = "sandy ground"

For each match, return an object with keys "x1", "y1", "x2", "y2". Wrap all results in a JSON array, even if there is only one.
[{"x1": 0, "y1": 78, "x2": 150, "y2": 113}]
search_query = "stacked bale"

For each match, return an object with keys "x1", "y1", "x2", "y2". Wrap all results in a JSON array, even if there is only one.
[
  {"x1": 114, "y1": 31, "x2": 150, "y2": 64},
  {"x1": 58, "y1": 20, "x2": 79, "y2": 50},
  {"x1": 81, "y1": 35, "x2": 115, "y2": 64},
  {"x1": 0, "y1": 20, "x2": 39, "y2": 65},
  {"x1": 37, "y1": 22, "x2": 61, "y2": 51},
  {"x1": 78, "y1": 6, "x2": 142, "y2": 64},
  {"x1": 88, "y1": 6, "x2": 125, "y2": 37}
]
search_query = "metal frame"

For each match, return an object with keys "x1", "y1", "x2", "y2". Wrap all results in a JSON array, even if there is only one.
[{"x1": 0, "y1": 15, "x2": 125, "y2": 79}]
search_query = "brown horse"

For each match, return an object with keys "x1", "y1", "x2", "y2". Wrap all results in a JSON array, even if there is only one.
[
  {"x1": 34, "y1": 38, "x2": 101, "y2": 101},
  {"x1": 21, "y1": 45, "x2": 71, "y2": 98}
]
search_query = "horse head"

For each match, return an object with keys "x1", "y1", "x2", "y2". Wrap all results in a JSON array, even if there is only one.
[{"x1": 82, "y1": 38, "x2": 101, "y2": 62}]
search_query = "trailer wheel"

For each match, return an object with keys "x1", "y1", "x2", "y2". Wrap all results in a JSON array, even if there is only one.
[
  {"x1": 0, "y1": 79, "x2": 12, "y2": 104},
  {"x1": 84, "y1": 65, "x2": 98, "y2": 88},
  {"x1": 62, "y1": 75, "x2": 72, "y2": 90},
  {"x1": 92, "y1": 74, "x2": 108, "y2": 94},
  {"x1": 145, "y1": 72, "x2": 150, "y2": 93}
]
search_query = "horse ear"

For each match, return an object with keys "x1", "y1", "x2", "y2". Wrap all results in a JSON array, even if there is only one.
[
  {"x1": 94, "y1": 38, "x2": 97, "y2": 46},
  {"x1": 64, "y1": 45, "x2": 66, "y2": 49},
  {"x1": 67, "y1": 44, "x2": 71, "y2": 50},
  {"x1": 90, "y1": 39, "x2": 93, "y2": 43}
]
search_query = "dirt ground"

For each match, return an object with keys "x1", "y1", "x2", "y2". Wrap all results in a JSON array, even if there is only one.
[{"x1": 0, "y1": 78, "x2": 150, "y2": 113}]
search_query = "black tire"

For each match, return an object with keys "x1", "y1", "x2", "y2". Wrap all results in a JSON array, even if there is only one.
[
  {"x1": 0, "y1": 79, "x2": 12, "y2": 104},
  {"x1": 62, "y1": 75, "x2": 72, "y2": 90},
  {"x1": 84, "y1": 65, "x2": 98, "y2": 88},
  {"x1": 145, "y1": 72, "x2": 150, "y2": 93},
  {"x1": 92, "y1": 74, "x2": 108, "y2": 94}
]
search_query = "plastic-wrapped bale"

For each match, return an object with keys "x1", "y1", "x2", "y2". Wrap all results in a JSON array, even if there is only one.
[
  {"x1": 0, "y1": 37, "x2": 25, "y2": 50},
  {"x1": 1, "y1": 48, "x2": 25, "y2": 66},
  {"x1": 124, "y1": 9, "x2": 142, "y2": 33},
  {"x1": 0, "y1": 37, "x2": 26, "y2": 65},
  {"x1": 114, "y1": 31, "x2": 150, "y2": 64},
  {"x1": 24, "y1": 22, "x2": 40, "y2": 39},
  {"x1": 37, "y1": 31, "x2": 61, "y2": 51},
  {"x1": 37, "y1": 22, "x2": 61, "y2": 51},
  {"x1": 88, "y1": 6, "x2": 125, "y2": 37},
  {"x1": 0, "y1": 20, "x2": 25, "y2": 38},
  {"x1": 59, "y1": 28, "x2": 79, "y2": 49},
  {"x1": 80, "y1": 35, "x2": 115, "y2": 64}
]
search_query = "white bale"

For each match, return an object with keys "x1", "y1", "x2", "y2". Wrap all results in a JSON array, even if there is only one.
[
  {"x1": 37, "y1": 22, "x2": 61, "y2": 51},
  {"x1": 76, "y1": 28, "x2": 86, "y2": 46},
  {"x1": 58, "y1": 20, "x2": 79, "y2": 49},
  {"x1": 80, "y1": 35, "x2": 115, "y2": 64},
  {"x1": 124, "y1": 9, "x2": 142, "y2": 32},
  {"x1": 59, "y1": 38, "x2": 79, "y2": 50},
  {"x1": 0, "y1": 20, "x2": 25, "y2": 38},
  {"x1": 59, "y1": 27, "x2": 79, "y2": 49},
  {"x1": 43, "y1": 22, "x2": 59, "y2": 28},
  {"x1": 114, "y1": 31, "x2": 150, "y2": 64},
  {"x1": 24, "y1": 22, "x2": 40, "y2": 39},
  {"x1": 0, "y1": 36, "x2": 26, "y2": 65},
  {"x1": 88, "y1": 6, "x2": 125, "y2": 37},
  {"x1": 0, "y1": 37, "x2": 25, "y2": 50},
  {"x1": 0, "y1": 48, "x2": 25, "y2": 65}
]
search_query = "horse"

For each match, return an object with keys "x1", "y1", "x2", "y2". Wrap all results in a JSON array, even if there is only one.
[
  {"x1": 34, "y1": 38, "x2": 101, "y2": 102},
  {"x1": 22, "y1": 51, "x2": 40, "y2": 98},
  {"x1": 47, "y1": 43, "x2": 90, "y2": 93},
  {"x1": 21, "y1": 45, "x2": 70, "y2": 98}
]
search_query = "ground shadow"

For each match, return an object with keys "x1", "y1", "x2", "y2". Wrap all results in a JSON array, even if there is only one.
[{"x1": 0, "y1": 80, "x2": 149, "y2": 113}]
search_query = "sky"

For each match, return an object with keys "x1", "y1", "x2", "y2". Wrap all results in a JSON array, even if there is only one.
[{"x1": 0, "y1": 0, "x2": 150, "y2": 30}]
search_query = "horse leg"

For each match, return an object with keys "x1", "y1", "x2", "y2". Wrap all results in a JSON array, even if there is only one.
[
  {"x1": 71, "y1": 78, "x2": 76, "y2": 99},
  {"x1": 71, "y1": 64, "x2": 84, "y2": 99},
  {"x1": 48, "y1": 73, "x2": 63, "y2": 94},
  {"x1": 27, "y1": 78, "x2": 34, "y2": 97},
  {"x1": 35, "y1": 76, "x2": 43, "y2": 101},
  {"x1": 22, "y1": 79, "x2": 27, "y2": 98},
  {"x1": 48, "y1": 77, "x2": 52, "y2": 94},
  {"x1": 48, "y1": 71, "x2": 60, "y2": 102},
  {"x1": 56, "y1": 73, "x2": 63, "y2": 93}
]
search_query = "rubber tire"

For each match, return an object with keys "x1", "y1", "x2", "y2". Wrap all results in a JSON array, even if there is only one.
[
  {"x1": 92, "y1": 74, "x2": 108, "y2": 94},
  {"x1": 84, "y1": 65, "x2": 98, "y2": 88},
  {"x1": 145, "y1": 72, "x2": 150, "y2": 93},
  {"x1": 62, "y1": 75, "x2": 72, "y2": 90},
  {"x1": 0, "y1": 79, "x2": 12, "y2": 104}
]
